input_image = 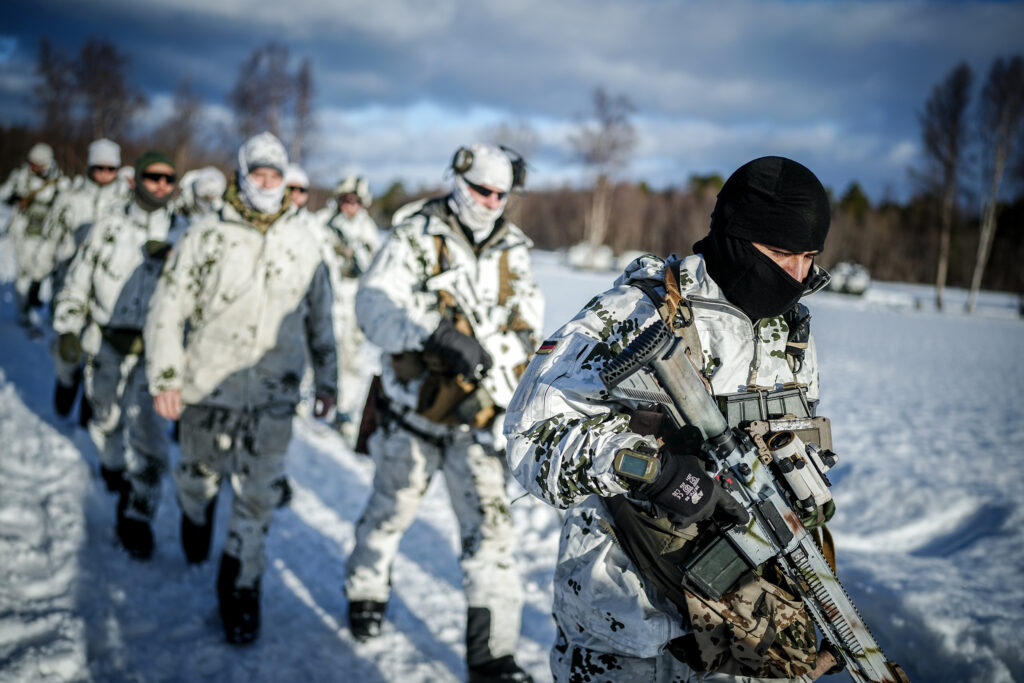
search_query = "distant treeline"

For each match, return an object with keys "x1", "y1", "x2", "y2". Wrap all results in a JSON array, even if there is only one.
[
  {"x1": 374, "y1": 179, "x2": 1024, "y2": 295},
  {"x1": 2, "y1": 37, "x2": 1021, "y2": 296}
]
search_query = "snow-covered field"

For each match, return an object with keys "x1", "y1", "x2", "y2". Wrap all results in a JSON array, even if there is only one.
[{"x1": 1, "y1": 235, "x2": 1022, "y2": 683}]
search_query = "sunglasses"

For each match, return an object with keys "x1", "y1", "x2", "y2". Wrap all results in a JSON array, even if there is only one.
[
  {"x1": 142, "y1": 172, "x2": 177, "y2": 184},
  {"x1": 91, "y1": 166, "x2": 118, "y2": 172},
  {"x1": 289, "y1": 186, "x2": 308, "y2": 194},
  {"x1": 464, "y1": 179, "x2": 507, "y2": 200}
]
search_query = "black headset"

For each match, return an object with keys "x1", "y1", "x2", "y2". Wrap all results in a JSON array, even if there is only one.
[{"x1": 450, "y1": 145, "x2": 527, "y2": 190}]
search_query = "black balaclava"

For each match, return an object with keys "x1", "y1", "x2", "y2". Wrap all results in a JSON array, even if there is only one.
[
  {"x1": 133, "y1": 150, "x2": 176, "y2": 213},
  {"x1": 693, "y1": 156, "x2": 830, "y2": 321}
]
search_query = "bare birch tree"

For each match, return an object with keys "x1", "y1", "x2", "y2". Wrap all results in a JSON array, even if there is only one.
[
  {"x1": 229, "y1": 43, "x2": 293, "y2": 140},
  {"x1": 919, "y1": 62, "x2": 972, "y2": 310},
  {"x1": 75, "y1": 39, "x2": 147, "y2": 142},
  {"x1": 569, "y1": 88, "x2": 636, "y2": 266},
  {"x1": 159, "y1": 79, "x2": 203, "y2": 171},
  {"x1": 967, "y1": 55, "x2": 1024, "y2": 312},
  {"x1": 291, "y1": 58, "x2": 314, "y2": 163}
]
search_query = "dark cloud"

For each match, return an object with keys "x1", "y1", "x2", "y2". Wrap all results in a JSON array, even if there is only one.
[{"x1": 3, "y1": 0, "x2": 1023, "y2": 200}]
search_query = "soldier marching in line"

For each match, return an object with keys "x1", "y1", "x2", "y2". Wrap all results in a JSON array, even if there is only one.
[
  {"x1": 53, "y1": 150, "x2": 185, "y2": 559},
  {"x1": 37, "y1": 138, "x2": 132, "y2": 418},
  {"x1": 0, "y1": 142, "x2": 70, "y2": 327},
  {"x1": 345, "y1": 144, "x2": 542, "y2": 682},
  {"x1": 314, "y1": 174, "x2": 382, "y2": 438},
  {"x1": 145, "y1": 132, "x2": 337, "y2": 645}
]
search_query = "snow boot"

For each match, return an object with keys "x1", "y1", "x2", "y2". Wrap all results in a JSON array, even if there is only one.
[
  {"x1": 217, "y1": 553, "x2": 260, "y2": 645},
  {"x1": 79, "y1": 396, "x2": 92, "y2": 428},
  {"x1": 116, "y1": 495, "x2": 154, "y2": 560},
  {"x1": 468, "y1": 656, "x2": 534, "y2": 683},
  {"x1": 348, "y1": 600, "x2": 386, "y2": 641},
  {"x1": 181, "y1": 497, "x2": 217, "y2": 564},
  {"x1": 100, "y1": 466, "x2": 127, "y2": 494},
  {"x1": 54, "y1": 369, "x2": 82, "y2": 417}
]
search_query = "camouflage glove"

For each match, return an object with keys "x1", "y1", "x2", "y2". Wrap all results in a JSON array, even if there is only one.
[
  {"x1": 58, "y1": 333, "x2": 82, "y2": 364},
  {"x1": 641, "y1": 451, "x2": 750, "y2": 528},
  {"x1": 424, "y1": 317, "x2": 493, "y2": 380}
]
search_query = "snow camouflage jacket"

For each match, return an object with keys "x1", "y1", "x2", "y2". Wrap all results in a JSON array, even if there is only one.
[
  {"x1": 315, "y1": 206, "x2": 381, "y2": 284},
  {"x1": 355, "y1": 197, "x2": 544, "y2": 418},
  {"x1": 0, "y1": 163, "x2": 68, "y2": 241},
  {"x1": 54, "y1": 200, "x2": 187, "y2": 356},
  {"x1": 503, "y1": 253, "x2": 820, "y2": 659},
  {"x1": 36, "y1": 175, "x2": 131, "y2": 281},
  {"x1": 144, "y1": 202, "x2": 337, "y2": 409}
]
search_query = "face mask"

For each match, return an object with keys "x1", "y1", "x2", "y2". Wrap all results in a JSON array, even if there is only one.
[
  {"x1": 448, "y1": 175, "x2": 506, "y2": 242},
  {"x1": 134, "y1": 183, "x2": 173, "y2": 213},
  {"x1": 696, "y1": 231, "x2": 806, "y2": 321},
  {"x1": 239, "y1": 171, "x2": 285, "y2": 214}
]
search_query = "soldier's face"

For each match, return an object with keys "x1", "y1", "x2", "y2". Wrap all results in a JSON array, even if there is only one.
[
  {"x1": 140, "y1": 162, "x2": 177, "y2": 199},
  {"x1": 29, "y1": 162, "x2": 46, "y2": 175},
  {"x1": 465, "y1": 180, "x2": 506, "y2": 210},
  {"x1": 288, "y1": 186, "x2": 308, "y2": 208},
  {"x1": 249, "y1": 167, "x2": 284, "y2": 190},
  {"x1": 340, "y1": 195, "x2": 361, "y2": 217},
  {"x1": 751, "y1": 242, "x2": 818, "y2": 282},
  {"x1": 90, "y1": 165, "x2": 118, "y2": 187}
]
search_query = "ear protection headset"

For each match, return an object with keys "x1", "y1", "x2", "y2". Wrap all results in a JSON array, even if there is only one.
[{"x1": 450, "y1": 145, "x2": 527, "y2": 190}]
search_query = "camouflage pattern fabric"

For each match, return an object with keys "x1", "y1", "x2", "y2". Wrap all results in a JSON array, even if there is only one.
[
  {"x1": 176, "y1": 403, "x2": 293, "y2": 590},
  {"x1": 315, "y1": 207, "x2": 382, "y2": 415},
  {"x1": 83, "y1": 339, "x2": 169, "y2": 516},
  {"x1": 684, "y1": 567, "x2": 818, "y2": 678},
  {"x1": 344, "y1": 420, "x2": 523, "y2": 664},
  {"x1": 504, "y1": 253, "x2": 822, "y2": 670},
  {"x1": 35, "y1": 173, "x2": 130, "y2": 286},
  {"x1": 354, "y1": 198, "x2": 544, "y2": 420},
  {"x1": 144, "y1": 202, "x2": 337, "y2": 409},
  {"x1": 54, "y1": 200, "x2": 186, "y2": 356}
]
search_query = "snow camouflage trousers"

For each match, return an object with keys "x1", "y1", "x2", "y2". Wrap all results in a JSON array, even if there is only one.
[
  {"x1": 551, "y1": 624, "x2": 813, "y2": 683},
  {"x1": 84, "y1": 342, "x2": 169, "y2": 520},
  {"x1": 345, "y1": 421, "x2": 523, "y2": 665},
  {"x1": 176, "y1": 403, "x2": 293, "y2": 589}
]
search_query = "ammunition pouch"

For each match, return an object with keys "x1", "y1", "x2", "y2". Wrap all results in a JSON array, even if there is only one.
[{"x1": 604, "y1": 495, "x2": 818, "y2": 678}]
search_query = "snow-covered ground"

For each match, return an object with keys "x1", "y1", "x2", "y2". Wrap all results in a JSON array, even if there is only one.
[{"x1": 1, "y1": 234, "x2": 1022, "y2": 682}]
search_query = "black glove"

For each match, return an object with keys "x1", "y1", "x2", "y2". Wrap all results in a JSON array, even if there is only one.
[
  {"x1": 144, "y1": 240, "x2": 173, "y2": 259},
  {"x1": 641, "y1": 452, "x2": 750, "y2": 528},
  {"x1": 58, "y1": 332, "x2": 83, "y2": 364},
  {"x1": 424, "y1": 317, "x2": 493, "y2": 379}
]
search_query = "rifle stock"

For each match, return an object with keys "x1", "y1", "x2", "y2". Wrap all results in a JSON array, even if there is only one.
[{"x1": 601, "y1": 319, "x2": 908, "y2": 683}]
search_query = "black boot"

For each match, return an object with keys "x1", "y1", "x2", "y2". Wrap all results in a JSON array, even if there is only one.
[
  {"x1": 468, "y1": 655, "x2": 533, "y2": 683},
  {"x1": 348, "y1": 600, "x2": 386, "y2": 641},
  {"x1": 116, "y1": 493, "x2": 154, "y2": 560},
  {"x1": 54, "y1": 368, "x2": 82, "y2": 417},
  {"x1": 100, "y1": 466, "x2": 127, "y2": 494},
  {"x1": 79, "y1": 396, "x2": 92, "y2": 428},
  {"x1": 181, "y1": 498, "x2": 217, "y2": 564},
  {"x1": 217, "y1": 553, "x2": 260, "y2": 645}
]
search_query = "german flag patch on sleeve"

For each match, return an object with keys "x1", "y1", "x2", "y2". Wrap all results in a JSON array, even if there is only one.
[{"x1": 536, "y1": 339, "x2": 558, "y2": 355}]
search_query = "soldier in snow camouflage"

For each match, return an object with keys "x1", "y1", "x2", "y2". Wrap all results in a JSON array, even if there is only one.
[
  {"x1": 145, "y1": 132, "x2": 337, "y2": 645},
  {"x1": 53, "y1": 149, "x2": 185, "y2": 560},
  {"x1": 505, "y1": 157, "x2": 841, "y2": 682},
  {"x1": 314, "y1": 175, "x2": 382, "y2": 435},
  {"x1": 346, "y1": 144, "x2": 542, "y2": 683}
]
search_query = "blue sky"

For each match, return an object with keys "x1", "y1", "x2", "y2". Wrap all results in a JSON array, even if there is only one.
[{"x1": 2, "y1": 0, "x2": 1023, "y2": 201}]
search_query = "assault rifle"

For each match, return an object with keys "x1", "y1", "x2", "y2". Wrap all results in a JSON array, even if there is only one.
[
  {"x1": 600, "y1": 318, "x2": 908, "y2": 683},
  {"x1": 424, "y1": 266, "x2": 529, "y2": 408}
]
